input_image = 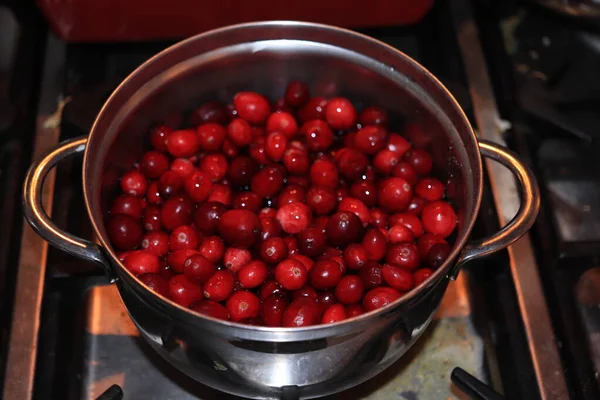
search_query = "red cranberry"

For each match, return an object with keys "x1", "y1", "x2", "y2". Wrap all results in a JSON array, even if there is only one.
[
  {"x1": 161, "y1": 196, "x2": 194, "y2": 231},
  {"x1": 266, "y1": 111, "x2": 299, "y2": 139},
  {"x1": 141, "y1": 231, "x2": 169, "y2": 257},
  {"x1": 199, "y1": 236, "x2": 225, "y2": 263},
  {"x1": 363, "y1": 287, "x2": 401, "y2": 311},
  {"x1": 291, "y1": 254, "x2": 314, "y2": 272},
  {"x1": 283, "y1": 236, "x2": 299, "y2": 256},
  {"x1": 306, "y1": 186, "x2": 337, "y2": 215},
  {"x1": 386, "y1": 133, "x2": 411, "y2": 157},
  {"x1": 298, "y1": 97, "x2": 328, "y2": 123},
  {"x1": 183, "y1": 254, "x2": 216, "y2": 285},
  {"x1": 232, "y1": 191, "x2": 262, "y2": 213},
  {"x1": 426, "y1": 242, "x2": 452, "y2": 269},
  {"x1": 200, "y1": 154, "x2": 228, "y2": 182},
  {"x1": 346, "y1": 304, "x2": 366, "y2": 318},
  {"x1": 139, "y1": 273, "x2": 169, "y2": 297},
  {"x1": 149, "y1": 125, "x2": 171, "y2": 152},
  {"x1": 107, "y1": 214, "x2": 143, "y2": 250},
  {"x1": 282, "y1": 297, "x2": 321, "y2": 327},
  {"x1": 321, "y1": 304, "x2": 347, "y2": 324},
  {"x1": 228, "y1": 156, "x2": 259, "y2": 187},
  {"x1": 260, "y1": 237, "x2": 289, "y2": 264},
  {"x1": 264, "y1": 131, "x2": 288, "y2": 161},
  {"x1": 335, "y1": 275, "x2": 365, "y2": 304},
  {"x1": 140, "y1": 151, "x2": 169, "y2": 178},
  {"x1": 283, "y1": 147, "x2": 310, "y2": 175},
  {"x1": 207, "y1": 184, "x2": 231, "y2": 206},
  {"x1": 197, "y1": 123, "x2": 226, "y2": 151},
  {"x1": 238, "y1": 260, "x2": 268, "y2": 289},
  {"x1": 223, "y1": 247, "x2": 251, "y2": 272},
  {"x1": 183, "y1": 170, "x2": 212, "y2": 202},
  {"x1": 170, "y1": 158, "x2": 194, "y2": 178},
  {"x1": 316, "y1": 290, "x2": 337, "y2": 312},
  {"x1": 359, "y1": 262, "x2": 383, "y2": 289},
  {"x1": 217, "y1": 209, "x2": 260, "y2": 248},
  {"x1": 391, "y1": 161, "x2": 419, "y2": 186},
  {"x1": 369, "y1": 208, "x2": 388, "y2": 229},
  {"x1": 189, "y1": 101, "x2": 228, "y2": 126},
  {"x1": 261, "y1": 294, "x2": 289, "y2": 327},
  {"x1": 275, "y1": 258, "x2": 307, "y2": 291},
  {"x1": 416, "y1": 178, "x2": 445, "y2": 201},
  {"x1": 343, "y1": 244, "x2": 368, "y2": 270},
  {"x1": 359, "y1": 106, "x2": 389, "y2": 127},
  {"x1": 407, "y1": 196, "x2": 426, "y2": 216},
  {"x1": 350, "y1": 181, "x2": 377, "y2": 207},
  {"x1": 413, "y1": 268, "x2": 434, "y2": 286},
  {"x1": 169, "y1": 225, "x2": 199, "y2": 251},
  {"x1": 124, "y1": 251, "x2": 160, "y2": 275},
  {"x1": 226, "y1": 118, "x2": 252, "y2": 148},
  {"x1": 190, "y1": 300, "x2": 229, "y2": 320},
  {"x1": 297, "y1": 227, "x2": 327, "y2": 258},
  {"x1": 293, "y1": 285, "x2": 318, "y2": 301},
  {"x1": 166, "y1": 249, "x2": 199, "y2": 273},
  {"x1": 146, "y1": 181, "x2": 162, "y2": 205},
  {"x1": 309, "y1": 259, "x2": 343, "y2": 290},
  {"x1": 169, "y1": 275, "x2": 204, "y2": 307},
  {"x1": 222, "y1": 139, "x2": 239, "y2": 159},
  {"x1": 233, "y1": 91, "x2": 270, "y2": 124},
  {"x1": 382, "y1": 264, "x2": 414, "y2": 291},
  {"x1": 421, "y1": 200, "x2": 457, "y2": 238},
  {"x1": 226, "y1": 291, "x2": 260, "y2": 322},
  {"x1": 386, "y1": 242, "x2": 421, "y2": 271},
  {"x1": 302, "y1": 119, "x2": 334, "y2": 151},
  {"x1": 120, "y1": 170, "x2": 148, "y2": 197},
  {"x1": 203, "y1": 269, "x2": 235, "y2": 302},
  {"x1": 377, "y1": 178, "x2": 413, "y2": 213},
  {"x1": 249, "y1": 137, "x2": 269, "y2": 165},
  {"x1": 276, "y1": 203, "x2": 312, "y2": 234},
  {"x1": 259, "y1": 280, "x2": 286, "y2": 300},
  {"x1": 251, "y1": 166, "x2": 285, "y2": 198},
  {"x1": 310, "y1": 159, "x2": 339, "y2": 189},
  {"x1": 388, "y1": 224, "x2": 415, "y2": 244},
  {"x1": 404, "y1": 148, "x2": 433, "y2": 176},
  {"x1": 338, "y1": 197, "x2": 370, "y2": 227},
  {"x1": 258, "y1": 217, "x2": 281, "y2": 242},
  {"x1": 373, "y1": 149, "x2": 400, "y2": 176},
  {"x1": 165, "y1": 129, "x2": 200, "y2": 158},
  {"x1": 111, "y1": 194, "x2": 143, "y2": 219},
  {"x1": 194, "y1": 201, "x2": 226, "y2": 235},
  {"x1": 284, "y1": 81, "x2": 310, "y2": 108},
  {"x1": 324, "y1": 98, "x2": 356, "y2": 130},
  {"x1": 142, "y1": 205, "x2": 162, "y2": 231},
  {"x1": 354, "y1": 125, "x2": 387, "y2": 155},
  {"x1": 336, "y1": 148, "x2": 369, "y2": 181},
  {"x1": 325, "y1": 211, "x2": 364, "y2": 247},
  {"x1": 158, "y1": 170, "x2": 184, "y2": 198},
  {"x1": 362, "y1": 228, "x2": 387, "y2": 261},
  {"x1": 389, "y1": 213, "x2": 424, "y2": 237},
  {"x1": 277, "y1": 184, "x2": 305, "y2": 207}
]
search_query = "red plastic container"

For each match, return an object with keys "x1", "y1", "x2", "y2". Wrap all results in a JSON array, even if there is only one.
[{"x1": 36, "y1": 0, "x2": 435, "y2": 42}]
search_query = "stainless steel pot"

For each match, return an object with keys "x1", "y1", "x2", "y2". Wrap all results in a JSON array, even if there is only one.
[{"x1": 22, "y1": 21, "x2": 540, "y2": 400}]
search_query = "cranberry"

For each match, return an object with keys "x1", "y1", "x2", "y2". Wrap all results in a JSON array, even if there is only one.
[
  {"x1": 141, "y1": 231, "x2": 169, "y2": 257},
  {"x1": 388, "y1": 224, "x2": 415, "y2": 244},
  {"x1": 336, "y1": 148, "x2": 369, "y2": 181},
  {"x1": 199, "y1": 236, "x2": 225, "y2": 263},
  {"x1": 140, "y1": 151, "x2": 169, "y2": 178},
  {"x1": 416, "y1": 178, "x2": 445, "y2": 201},
  {"x1": 321, "y1": 304, "x2": 347, "y2": 324},
  {"x1": 359, "y1": 262, "x2": 383, "y2": 289},
  {"x1": 165, "y1": 129, "x2": 200, "y2": 158},
  {"x1": 238, "y1": 260, "x2": 268, "y2": 289},
  {"x1": 391, "y1": 161, "x2": 419, "y2": 186},
  {"x1": 343, "y1": 132, "x2": 356, "y2": 148},
  {"x1": 287, "y1": 176, "x2": 309, "y2": 189},
  {"x1": 183, "y1": 170, "x2": 212, "y2": 202},
  {"x1": 346, "y1": 304, "x2": 365, "y2": 318},
  {"x1": 169, "y1": 225, "x2": 199, "y2": 251},
  {"x1": 223, "y1": 247, "x2": 252, "y2": 272},
  {"x1": 170, "y1": 158, "x2": 194, "y2": 178},
  {"x1": 228, "y1": 156, "x2": 259, "y2": 187},
  {"x1": 139, "y1": 273, "x2": 170, "y2": 297},
  {"x1": 266, "y1": 112, "x2": 299, "y2": 139},
  {"x1": 226, "y1": 291, "x2": 260, "y2": 322},
  {"x1": 293, "y1": 285, "x2": 318, "y2": 301},
  {"x1": 283, "y1": 236, "x2": 299, "y2": 255},
  {"x1": 217, "y1": 209, "x2": 260, "y2": 248},
  {"x1": 316, "y1": 290, "x2": 337, "y2": 313},
  {"x1": 404, "y1": 148, "x2": 433, "y2": 176},
  {"x1": 232, "y1": 191, "x2": 262, "y2": 213},
  {"x1": 222, "y1": 140, "x2": 240, "y2": 159},
  {"x1": 335, "y1": 275, "x2": 364, "y2": 304},
  {"x1": 421, "y1": 200, "x2": 457, "y2": 238},
  {"x1": 426, "y1": 243, "x2": 452, "y2": 269},
  {"x1": 302, "y1": 119, "x2": 334, "y2": 151},
  {"x1": 277, "y1": 184, "x2": 305, "y2": 207},
  {"x1": 149, "y1": 125, "x2": 171, "y2": 152},
  {"x1": 142, "y1": 205, "x2": 162, "y2": 231},
  {"x1": 146, "y1": 182, "x2": 162, "y2": 205},
  {"x1": 203, "y1": 269, "x2": 235, "y2": 302},
  {"x1": 194, "y1": 201, "x2": 226, "y2": 235},
  {"x1": 298, "y1": 97, "x2": 328, "y2": 123},
  {"x1": 282, "y1": 297, "x2": 321, "y2": 327},
  {"x1": 284, "y1": 81, "x2": 310, "y2": 108},
  {"x1": 107, "y1": 214, "x2": 143, "y2": 250},
  {"x1": 350, "y1": 181, "x2": 377, "y2": 208},
  {"x1": 111, "y1": 194, "x2": 143, "y2": 219},
  {"x1": 283, "y1": 147, "x2": 310, "y2": 175},
  {"x1": 275, "y1": 258, "x2": 307, "y2": 290},
  {"x1": 257, "y1": 218, "x2": 280, "y2": 242},
  {"x1": 274, "y1": 98, "x2": 294, "y2": 113},
  {"x1": 196, "y1": 123, "x2": 226, "y2": 151},
  {"x1": 359, "y1": 106, "x2": 389, "y2": 127},
  {"x1": 276, "y1": 203, "x2": 312, "y2": 234},
  {"x1": 416, "y1": 234, "x2": 446, "y2": 259},
  {"x1": 190, "y1": 300, "x2": 230, "y2": 320},
  {"x1": 363, "y1": 287, "x2": 402, "y2": 311},
  {"x1": 389, "y1": 213, "x2": 424, "y2": 237},
  {"x1": 354, "y1": 125, "x2": 387, "y2": 155},
  {"x1": 362, "y1": 228, "x2": 387, "y2": 261},
  {"x1": 343, "y1": 244, "x2": 368, "y2": 270},
  {"x1": 261, "y1": 294, "x2": 289, "y2": 327},
  {"x1": 251, "y1": 166, "x2": 285, "y2": 198},
  {"x1": 386, "y1": 134, "x2": 411, "y2": 157},
  {"x1": 373, "y1": 149, "x2": 400, "y2": 176},
  {"x1": 183, "y1": 254, "x2": 216, "y2": 285},
  {"x1": 233, "y1": 91, "x2": 270, "y2": 124},
  {"x1": 200, "y1": 154, "x2": 228, "y2": 182},
  {"x1": 338, "y1": 197, "x2": 370, "y2": 227},
  {"x1": 382, "y1": 264, "x2": 414, "y2": 291},
  {"x1": 158, "y1": 171, "x2": 183, "y2": 198},
  {"x1": 167, "y1": 248, "x2": 200, "y2": 273},
  {"x1": 263, "y1": 131, "x2": 287, "y2": 162},
  {"x1": 296, "y1": 227, "x2": 327, "y2": 258},
  {"x1": 323, "y1": 97, "x2": 356, "y2": 130},
  {"x1": 207, "y1": 184, "x2": 232, "y2": 206},
  {"x1": 325, "y1": 211, "x2": 364, "y2": 247},
  {"x1": 123, "y1": 251, "x2": 160, "y2": 275},
  {"x1": 259, "y1": 280, "x2": 285, "y2": 300},
  {"x1": 225, "y1": 118, "x2": 252, "y2": 148},
  {"x1": 189, "y1": 101, "x2": 228, "y2": 126},
  {"x1": 386, "y1": 242, "x2": 421, "y2": 271},
  {"x1": 260, "y1": 237, "x2": 289, "y2": 264},
  {"x1": 369, "y1": 208, "x2": 388, "y2": 229},
  {"x1": 309, "y1": 259, "x2": 343, "y2": 290},
  {"x1": 291, "y1": 254, "x2": 314, "y2": 272},
  {"x1": 407, "y1": 196, "x2": 426, "y2": 216},
  {"x1": 413, "y1": 268, "x2": 434, "y2": 286},
  {"x1": 310, "y1": 159, "x2": 339, "y2": 189},
  {"x1": 306, "y1": 186, "x2": 337, "y2": 215},
  {"x1": 120, "y1": 170, "x2": 148, "y2": 197},
  {"x1": 169, "y1": 275, "x2": 204, "y2": 307},
  {"x1": 161, "y1": 196, "x2": 194, "y2": 231},
  {"x1": 249, "y1": 137, "x2": 270, "y2": 165},
  {"x1": 377, "y1": 178, "x2": 413, "y2": 213}
]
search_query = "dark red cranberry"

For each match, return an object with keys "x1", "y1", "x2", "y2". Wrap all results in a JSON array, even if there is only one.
[
  {"x1": 336, "y1": 148, "x2": 369, "y2": 181},
  {"x1": 284, "y1": 81, "x2": 310, "y2": 108},
  {"x1": 391, "y1": 161, "x2": 419, "y2": 186},
  {"x1": 382, "y1": 264, "x2": 414, "y2": 291},
  {"x1": 142, "y1": 205, "x2": 162, "y2": 231},
  {"x1": 194, "y1": 202, "x2": 226, "y2": 236},
  {"x1": 283, "y1": 147, "x2": 310, "y2": 175},
  {"x1": 222, "y1": 138, "x2": 239, "y2": 159},
  {"x1": 259, "y1": 280, "x2": 286, "y2": 301},
  {"x1": 274, "y1": 97, "x2": 294, "y2": 113},
  {"x1": 223, "y1": 247, "x2": 251, "y2": 272},
  {"x1": 306, "y1": 186, "x2": 337, "y2": 215},
  {"x1": 325, "y1": 211, "x2": 364, "y2": 247},
  {"x1": 275, "y1": 258, "x2": 307, "y2": 291},
  {"x1": 335, "y1": 275, "x2": 365, "y2": 304},
  {"x1": 266, "y1": 111, "x2": 299, "y2": 139},
  {"x1": 321, "y1": 304, "x2": 347, "y2": 324},
  {"x1": 149, "y1": 125, "x2": 171, "y2": 152},
  {"x1": 282, "y1": 297, "x2": 321, "y2": 327},
  {"x1": 226, "y1": 291, "x2": 260, "y2": 322},
  {"x1": 199, "y1": 236, "x2": 225, "y2": 263},
  {"x1": 228, "y1": 156, "x2": 259, "y2": 187},
  {"x1": 183, "y1": 254, "x2": 216, "y2": 285},
  {"x1": 207, "y1": 184, "x2": 232, "y2": 206},
  {"x1": 359, "y1": 262, "x2": 383, "y2": 289},
  {"x1": 317, "y1": 290, "x2": 338, "y2": 314},
  {"x1": 168, "y1": 275, "x2": 204, "y2": 307},
  {"x1": 363, "y1": 287, "x2": 401, "y2": 311},
  {"x1": 124, "y1": 251, "x2": 160, "y2": 275},
  {"x1": 386, "y1": 242, "x2": 421, "y2": 271},
  {"x1": 346, "y1": 303, "x2": 366, "y2": 318},
  {"x1": 276, "y1": 202, "x2": 312, "y2": 234},
  {"x1": 200, "y1": 154, "x2": 228, "y2": 182},
  {"x1": 373, "y1": 149, "x2": 400, "y2": 176},
  {"x1": 421, "y1": 201, "x2": 457, "y2": 238},
  {"x1": 298, "y1": 97, "x2": 328, "y2": 123},
  {"x1": 386, "y1": 133, "x2": 411, "y2": 157},
  {"x1": 362, "y1": 228, "x2": 388, "y2": 261},
  {"x1": 259, "y1": 217, "x2": 281, "y2": 242},
  {"x1": 297, "y1": 227, "x2": 327, "y2": 258},
  {"x1": 165, "y1": 129, "x2": 200, "y2": 158},
  {"x1": 343, "y1": 243, "x2": 368, "y2": 270},
  {"x1": 233, "y1": 91, "x2": 270, "y2": 124},
  {"x1": 251, "y1": 166, "x2": 285, "y2": 198},
  {"x1": 141, "y1": 231, "x2": 169, "y2": 257},
  {"x1": 416, "y1": 178, "x2": 445, "y2": 201},
  {"x1": 189, "y1": 101, "x2": 228, "y2": 126},
  {"x1": 359, "y1": 106, "x2": 389, "y2": 127},
  {"x1": 413, "y1": 268, "x2": 434, "y2": 286},
  {"x1": 407, "y1": 196, "x2": 426, "y2": 216},
  {"x1": 292, "y1": 254, "x2": 314, "y2": 272},
  {"x1": 249, "y1": 137, "x2": 270, "y2": 165},
  {"x1": 146, "y1": 181, "x2": 162, "y2": 205},
  {"x1": 293, "y1": 285, "x2": 318, "y2": 301},
  {"x1": 232, "y1": 191, "x2": 262, "y2": 213},
  {"x1": 138, "y1": 273, "x2": 170, "y2": 297},
  {"x1": 350, "y1": 181, "x2": 377, "y2": 207},
  {"x1": 354, "y1": 125, "x2": 388, "y2": 155},
  {"x1": 261, "y1": 294, "x2": 289, "y2": 327},
  {"x1": 120, "y1": 170, "x2": 148, "y2": 197},
  {"x1": 203, "y1": 269, "x2": 235, "y2": 302},
  {"x1": 369, "y1": 208, "x2": 388, "y2": 229},
  {"x1": 166, "y1": 249, "x2": 199, "y2": 273},
  {"x1": 338, "y1": 197, "x2": 370, "y2": 227},
  {"x1": 107, "y1": 214, "x2": 143, "y2": 250},
  {"x1": 217, "y1": 209, "x2": 260, "y2": 248},
  {"x1": 377, "y1": 177, "x2": 414, "y2": 213},
  {"x1": 260, "y1": 237, "x2": 289, "y2": 264},
  {"x1": 158, "y1": 171, "x2": 183, "y2": 198},
  {"x1": 111, "y1": 194, "x2": 143, "y2": 219},
  {"x1": 309, "y1": 259, "x2": 343, "y2": 290},
  {"x1": 190, "y1": 300, "x2": 230, "y2": 320},
  {"x1": 183, "y1": 170, "x2": 212, "y2": 202},
  {"x1": 310, "y1": 159, "x2": 339, "y2": 189},
  {"x1": 404, "y1": 148, "x2": 433, "y2": 176},
  {"x1": 277, "y1": 184, "x2": 305, "y2": 207},
  {"x1": 140, "y1": 151, "x2": 169, "y2": 178},
  {"x1": 161, "y1": 196, "x2": 194, "y2": 231},
  {"x1": 302, "y1": 119, "x2": 334, "y2": 151},
  {"x1": 426, "y1": 242, "x2": 452, "y2": 269}
]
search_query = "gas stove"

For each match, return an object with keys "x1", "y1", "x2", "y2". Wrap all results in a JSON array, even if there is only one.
[{"x1": 1, "y1": 0, "x2": 599, "y2": 399}]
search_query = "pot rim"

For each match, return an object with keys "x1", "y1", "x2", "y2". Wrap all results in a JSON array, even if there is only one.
[{"x1": 83, "y1": 20, "x2": 483, "y2": 334}]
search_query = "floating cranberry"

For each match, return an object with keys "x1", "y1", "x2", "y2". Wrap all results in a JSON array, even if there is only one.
[
  {"x1": 190, "y1": 300, "x2": 230, "y2": 320},
  {"x1": 203, "y1": 269, "x2": 235, "y2": 302},
  {"x1": 233, "y1": 91, "x2": 270, "y2": 124},
  {"x1": 183, "y1": 254, "x2": 216, "y2": 285},
  {"x1": 199, "y1": 236, "x2": 225, "y2": 263},
  {"x1": 183, "y1": 170, "x2": 212, "y2": 202},
  {"x1": 260, "y1": 237, "x2": 289, "y2": 264},
  {"x1": 343, "y1": 243, "x2": 368, "y2": 270},
  {"x1": 139, "y1": 273, "x2": 170, "y2": 297},
  {"x1": 276, "y1": 202, "x2": 312, "y2": 234},
  {"x1": 165, "y1": 129, "x2": 200, "y2": 158},
  {"x1": 377, "y1": 177, "x2": 413, "y2": 213},
  {"x1": 223, "y1": 247, "x2": 252, "y2": 272},
  {"x1": 149, "y1": 125, "x2": 171, "y2": 152},
  {"x1": 297, "y1": 227, "x2": 327, "y2": 258},
  {"x1": 359, "y1": 262, "x2": 383, "y2": 289},
  {"x1": 404, "y1": 148, "x2": 433, "y2": 176},
  {"x1": 266, "y1": 111, "x2": 299, "y2": 139},
  {"x1": 124, "y1": 251, "x2": 160, "y2": 275},
  {"x1": 189, "y1": 101, "x2": 228, "y2": 126},
  {"x1": 282, "y1": 297, "x2": 321, "y2": 327},
  {"x1": 413, "y1": 268, "x2": 434, "y2": 286},
  {"x1": 285, "y1": 81, "x2": 310, "y2": 108},
  {"x1": 386, "y1": 242, "x2": 421, "y2": 271},
  {"x1": 309, "y1": 259, "x2": 343, "y2": 290},
  {"x1": 325, "y1": 211, "x2": 364, "y2": 247},
  {"x1": 324, "y1": 98, "x2": 356, "y2": 130},
  {"x1": 161, "y1": 196, "x2": 194, "y2": 231},
  {"x1": 302, "y1": 119, "x2": 334, "y2": 151},
  {"x1": 382, "y1": 264, "x2": 414, "y2": 291},
  {"x1": 261, "y1": 294, "x2": 289, "y2": 327},
  {"x1": 321, "y1": 304, "x2": 347, "y2": 324},
  {"x1": 226, "y1": 291, "x2": 260, "y2": 322},
  {"x1": 111, "y1": 194, "x2": 143, "y2": 219},
  {"x1": 335, "y1": 275, "x2": 365, "y2": 304},
  {"x1": 363, "y1": 287, "x2": 401, "y2": 311},
  {"x1": 426, "y1": 242, "x2": 452, "y2": 269},
  {"x1": 107, "y1": 214, "x2": 143, "y2": 250},
  {"x1": 316, "y1": 290, "x2": 337, "y2": 313},
  {"x1": 120, "y1": 170, "x2": 148, "y2": 197},
  {"x1": 421, "y1": 201, "x2": 457, "y2": 238},
  {"x1": 169, "y1": 275, "x2": 204, "y2": 307},
  {"x1": 141, "y1": 231, "x2": 170, "y2": 257},
  {"x1": 217, "y1": 209, "x2": 260, "y2": 248},
  {"x1": 140, "y1": 151, "x2": 169, "y2": 178},
  {"x1": 362, "y1": 228, "x2": 387, "y2": 261},
  {"x1": 354, "y1": 125, "x2": 388, "y2": 155}
]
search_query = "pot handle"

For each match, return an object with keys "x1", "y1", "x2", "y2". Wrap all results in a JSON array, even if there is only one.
[
  {"x1": 451, "y1": 140, "x2": 540, "y2": 277},
  {"x1": 23, "y1": 136, "x2": 110, "y2": 269}
]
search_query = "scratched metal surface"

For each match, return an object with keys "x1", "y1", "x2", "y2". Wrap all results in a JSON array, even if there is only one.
[{"x1": 80, "y1": 273, "x2": 487, "y2": 400}]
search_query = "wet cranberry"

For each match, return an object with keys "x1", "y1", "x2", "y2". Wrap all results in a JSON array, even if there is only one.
[
  {"x1": 111, "y1": 194, "x2": 143, "y2": 219},
  {"x1": 324, "y1": 97, "x2": 356, "y2": 130},
  {"x1": 161, "y1": 196, "x2": 194, "y2": 231},
  {"x1": 158, "y1": 171, "x2": 184, "y2": 198},
  {"x1": 260, "y1": 237, "x2": 289, "y2": 264},
  {"x1": 223, "y1": 247, "x2": 251, "y2": 272},
  {"x1": 226, "y1": 291, "x2": 260, "y2": 322},
  {"x1": 377, "y1": 177, "x2": 413, "y2": 213},
  {"x1": 325, "y1": 211, "x2": 364, "y2": 247},
  {"x1": 426, "y1": 243, "x2": 452, "y2": 269},
  {"x1": 277, "y1": 185, "x2": 305, "y2": 207},
  {"x1": 369, "y1": 208, "x2": 388, "y2": 229},
  {"x1": 276, "y1": 202, "x2": 312, "y2": 234},
  {"x1": 165, "y1": 129, "x2": 200, "y2": 158},
  {"x1": 388, "y1": 224, "x2": 415, "y2": 244},
  {"x1": 335, "y1": 275, "x2": 365, "y2": 304},
  {"x1": 321, "y1": 304, "x2": 347, "y2": 324},
  {"x1": 217, "y1": 209, "x2": 260, "y2": 248},
  {"x1": 291, "y1": 254, "x2": 314, "y2": 273},
  {"x1": 386, "y1": 133, "x2": 411, "y2": 157},
  {"x1": 261, "y1": 294, "x2": 289, "y2": 327},
  {"x1": 275, "y1": 258, "x2": 307, "y2": 291},
  {"x1": 284, "y1": 81, "x2": 310, "y2": 108},
  {"x1": 293, "y1": 285, "x2": 318, "y2": 301},
  {"x1": 297, "y1": 227, "x2": 327, "y2": 258},
  {"x1": 382, "y1": 264, "x2": 414, "y2": 291},
  {"x1": 373, "y1": 149, "x2": 400, "y2": 176},
  {"x1": 149, "y1": 125, "x2": 171, "y2": 152},
  {"x1": 139, "y1": 273, "x2": 170, "y2": 297},
  {"x1": 287, "y1": 176, "x2": 309, "y2": 189},
  {"x1": 124, "y1": 251, "x2": 160, "y2": 275},
  {"x1": 228, "y1": 156, "x2": 259, "y2": 187},
  {"x1": 407, "y1": 196, "x2": 426, "y2": 216},
  {"x1": 282, "y1": 297, "x2": 321, "y2": 327},
  {"x1": 421, "y1": 201, "x2": 457, "y2": 238},
  {"x1": 183, "y1": 254, "x2": 216, "y2": 285},
  {"x1": 142, "y1": 205, "x2": 162, "y2": 231},
  {"x1": 196, "y1": 123, "x2": 226, "y2": 151},
  {"x1": 413, "y1": 268, "x2": 434, "y2": 286},
  {"x1": 310, "y1": 159, "x2": 339, "y2": 189},
  {"x1": 404, "y1": 148, "x2": 433, "y2": 176},
  {"x1": 169, "y1": 275, "x2": 204, "y2": 307},
  {"x1": 194, "y1": 202, "x2": 226, "y2": 235},
  {"x1": 203, "y1": 269, "x2": 235, "y2": 302},
  {"x1": 386, "y1": 242, "x2": 421, "y2": 271},
  {"x1": 391, "y1": 161, "x2": 419, "y2": 186},
  {"x1": 233, "y1": 91, "x2": 270, "y2": 124},
  {"x1": 232, "y1": 191, "x2": 262, "y2": 213},
  {"x1": 141, "y1": 231, "x2": 169, "y2": 257},
  {"x1": 336, "y1": 148, "x2": 369, "y2": 181},
  {"x1": 389, "y1": 213, "x2": 424, "y2": 237},
  {"x1": 298, "y1": 97, "x2": 328, "y2": 123},
  {"x1": 120, "y1": 170, "x2": 148, "y2": 197},
  {"x1": 189, "y1": 101, "x2": 228, "y2": 126},
  {"x1": 146, "y1": 182, "x2": 162, "y2": 205},
  {"x1": 343, "y1": 243, "x2": 368, "y2": 270},
  {"x1": 107, "y1": 214, "x2": 143, "y2": 250},
  {"x1": 207, "y1": 184, "x2": 231, "y2": 206},
  {"x1": 169, "y1": 225, "x2": 199, "y2": 251},
  {"x1": 283, "y1": 147, "x2": 310, "y2": 175},
  {"x1": 226, "y1": 118, "x2": 252, "y2": 148},
  {"x1": 309, "y1": 259, "x2": 343, "y2": 290},
  {"x1": 346, "y1": 303, "x2": 366, "y2": 318},
  {"x1": 167, "y1": 249, "x2": 200, "y2": 273},
  {"x1": 338, "y1": 197, "x2": 370, "y2": 227},
  {"x1": 359, "y1": 262, "x2": 383, "y2": 289},
  {"x1": 266, "y1": 111, "x2": 299, "y2": 139},
  {"x1": 200, "y1": 154, "x2": 228, "y2": 182},
  {"x1": 251, "y1": 166, "x2": 285, "y2": 198},
  {"x1": 199, "y1": 236, "x2": 225, "y2": 263},
  {"x1": 190, "y1": 300, "x2": 229, "y2": 320},
  {"x1": 283, "y1": 236, "x2": 299, "y2": 256},
  {"x1": 363, "y1": 287, "x2": 401, "y2": 311},
  {"x1": 354, "y1": 125, "x2": 387, "y2": 155},
  {"x1": 259, "y1": 280, "x2": 285, "y2": 300},
  {"x1": 350, "y1": 181, "x2": 377, "y2": 207},
  {"x1": 258, "y1": 217, "x2": 281, "y2": 242},
  {"x1": 359, "y1": 106, "x2": 389, "y2": 127},
  {"x1": 140, "y1": 151, "x2": 169, "y2": 178},
  {"x1": 362, "y1": 228, "x2": 387, "y2": 261},
  {"x1": 306, "y1": 186, "x2": 337, "y2": 215},
  {"x1": 263, "y1": 131, "x2": 288, "y2": 161},
  {"x1": 170, "y1": 158, "x2": 194, "y2": 178},
  {"x1": 183, "y1": 170, "x2": 212, "y2": 202},
  {"x1": 416, "y1": 178, "x2": 445, "y2": 201},
  {"x1": 238, "y1": 260, "x2": 268, "y2": 289},
  {"x1": 302, "y1": 119, "x2": 334, "y2": 151},
  {"x1": 249, "y1": 137, "x2": 269, "y2": 164},
  {"x1": 316, "y1": 290, "x2": 337, "y2": 313}
]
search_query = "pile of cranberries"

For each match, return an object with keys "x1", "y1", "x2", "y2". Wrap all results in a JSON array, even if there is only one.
[{"x1": 106, "y1": 81, "x2": 457, "y2": 327}]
